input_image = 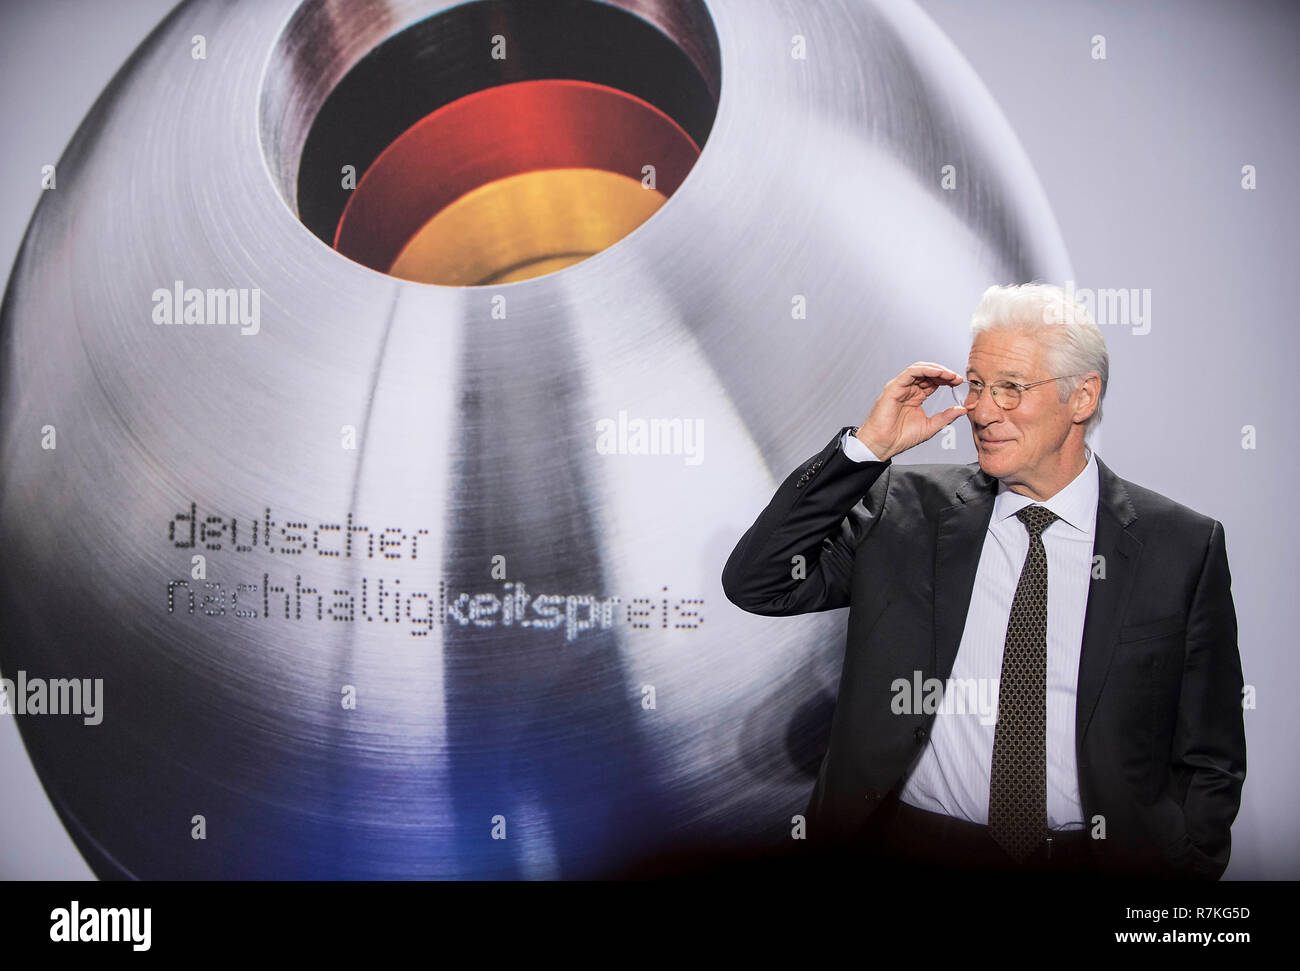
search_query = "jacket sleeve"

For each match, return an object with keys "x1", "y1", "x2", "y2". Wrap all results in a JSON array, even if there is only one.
[
  {"x1": 721, "y1": 426, "x2": 891, "y2": 615},
  {"x1": 1159, "y1": 518, "x2": 1247, "y2": 878}
]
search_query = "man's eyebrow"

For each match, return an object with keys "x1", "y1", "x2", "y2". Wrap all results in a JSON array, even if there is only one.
[{"x1": 966, "y1": 369, "x2": 1028, "y2": 380}]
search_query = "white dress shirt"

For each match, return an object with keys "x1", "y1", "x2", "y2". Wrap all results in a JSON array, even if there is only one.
[{"x1": 839, "y1": 429, "x2": 1097, "y2": 830}]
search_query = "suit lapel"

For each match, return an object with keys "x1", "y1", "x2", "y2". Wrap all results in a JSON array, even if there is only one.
[
  {"x1": 933, "y1": 466, "x2": 998, "y2": 678},
  {"x1": 1075, "y1": 456, "x2": 1142, "y2": 742}
]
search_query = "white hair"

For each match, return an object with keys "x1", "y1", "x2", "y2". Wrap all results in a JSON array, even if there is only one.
[{"x1": 969, "y1": 282, "x2": 1109, "y2": 438}]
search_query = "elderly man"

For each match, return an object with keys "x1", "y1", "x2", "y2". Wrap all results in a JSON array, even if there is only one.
[{"x1": 722, "y1": 283, "x2": 1245, "y2": 878}]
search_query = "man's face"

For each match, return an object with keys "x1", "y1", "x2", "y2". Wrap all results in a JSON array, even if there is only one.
[{"x1": 966, "y1": 328, "x2": 1079, "y2": 491}]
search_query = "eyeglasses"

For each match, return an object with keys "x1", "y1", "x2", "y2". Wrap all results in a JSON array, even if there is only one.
[{"x1": 949, "y1": 373, "x2": 1089, "y2": 411}]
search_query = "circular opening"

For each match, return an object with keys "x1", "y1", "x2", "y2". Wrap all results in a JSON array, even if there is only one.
[{"x1": 261, "y1": 0, "x2": 722, "y2": 286}]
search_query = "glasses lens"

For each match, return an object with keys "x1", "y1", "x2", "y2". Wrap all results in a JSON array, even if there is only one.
[
  {"x1": 956, "y1": 382, "x2": 1021, "y2": 410},
  {"x1": 926, "y1": 382, "x2": 963, "y2": 417}
]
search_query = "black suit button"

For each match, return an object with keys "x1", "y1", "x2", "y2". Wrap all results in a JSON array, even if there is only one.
[
  {"x1": 914, "y1": 726, "x2": 928, "y2": 743},
  {"x1": 863, "y1": 788, "x2": 882, "y2": 804}
]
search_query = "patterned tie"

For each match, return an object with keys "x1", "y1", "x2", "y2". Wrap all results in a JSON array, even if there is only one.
[{"x1": 988, "y1": 504, "x2": 1059, "y2": 862}]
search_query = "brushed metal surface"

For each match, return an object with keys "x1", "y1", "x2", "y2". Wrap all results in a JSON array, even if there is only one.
[{"x1": 0, "y1": 0, "x2": 1070, "y2": 878}]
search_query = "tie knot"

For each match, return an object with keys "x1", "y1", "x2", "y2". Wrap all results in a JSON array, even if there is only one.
[{"x1": 1016, "y1": 504, "x2": 1058, "y2": 538}]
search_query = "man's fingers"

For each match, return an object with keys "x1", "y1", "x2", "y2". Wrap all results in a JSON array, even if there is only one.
[
  {"x1": 902, "y1": 362, "x2": 963, "y2": 385},
  {"x1": 924, "y1": 404, "x2": 969, "y2": 437}
]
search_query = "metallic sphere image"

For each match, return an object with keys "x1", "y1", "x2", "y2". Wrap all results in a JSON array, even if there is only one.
[{"x1": 0, "y1": 0, "x2": 1069, "y2": 878}]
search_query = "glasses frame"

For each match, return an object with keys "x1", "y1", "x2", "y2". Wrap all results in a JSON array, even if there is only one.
[{"x1": 956, "y1": 372, "x2": 1091, "y2": 411}]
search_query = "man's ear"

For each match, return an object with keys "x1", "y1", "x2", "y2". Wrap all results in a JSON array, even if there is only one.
[{"x1": 1072, "y1": 373, "x2": 1101, "y2": 423}]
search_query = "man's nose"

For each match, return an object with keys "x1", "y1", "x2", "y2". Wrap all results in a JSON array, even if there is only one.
[{"x1": 971, "y1": 388, "x2": 1003, "y2": 425}]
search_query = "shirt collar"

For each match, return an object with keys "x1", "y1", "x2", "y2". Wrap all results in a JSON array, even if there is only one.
[{"x1": 990, "y1": 444, "x2": 1098, "y2": 534}]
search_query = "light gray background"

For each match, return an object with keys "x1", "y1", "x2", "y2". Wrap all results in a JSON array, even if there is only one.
[{"x1": 1, "y1": 0, "x2": 1295, "y2": 879}]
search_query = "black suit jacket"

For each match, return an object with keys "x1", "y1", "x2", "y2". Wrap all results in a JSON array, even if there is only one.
[{"x1": 722, "y1": 427, "x2": 1246, "y2": 878}]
